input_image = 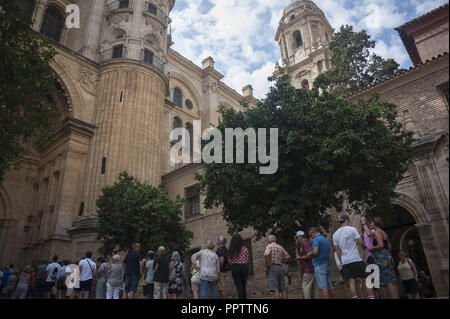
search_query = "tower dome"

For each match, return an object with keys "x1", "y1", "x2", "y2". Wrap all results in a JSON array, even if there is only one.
[{"x1": 282, "y1": 0, "x2": 324, "y2": 24}]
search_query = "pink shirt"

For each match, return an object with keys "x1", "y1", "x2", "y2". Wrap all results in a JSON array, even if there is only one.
[
  {"x1": 364, "y1": 229, "x2": 375, "y2": 260},
  {"x1": 230, "y1": 246, "x2": 248, "y2": 264}
]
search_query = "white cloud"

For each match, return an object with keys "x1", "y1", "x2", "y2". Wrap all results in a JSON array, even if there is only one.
[{"x1": 170, "y1": 0, "x2": 445, "y2": 98}]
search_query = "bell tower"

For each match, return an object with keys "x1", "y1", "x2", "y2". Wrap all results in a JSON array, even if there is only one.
[{"x1": 276, "y1": 0, "x2": 334, "y2": 89}]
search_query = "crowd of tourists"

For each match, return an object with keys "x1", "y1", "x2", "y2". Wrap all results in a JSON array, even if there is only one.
[{"x1": 0, "y1": 214, "x2": 432, "y2": 299}]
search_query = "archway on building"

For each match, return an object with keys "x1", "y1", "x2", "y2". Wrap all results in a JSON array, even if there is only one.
[{"x1": 375, "y1": 204, "x2": 436, "y2": 298}]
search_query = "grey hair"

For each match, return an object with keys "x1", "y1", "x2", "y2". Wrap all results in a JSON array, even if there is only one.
[
  {"x1": 218, "y1": 236, "x2": 227, "y2": 245},
  {"x1": 112, "y1": 254, "x2": 121, "y2": 261},
  {"x1": 268, "y1": 235, "x2": 276, "y2": 243},
  {"x1": 171, "y1": 251, "x2": 180, "y2": 261},
  {"x1": 132, "y1": 243, "x2": 140, "y2": 249},
  {"x1": 309, "y1": 227, "x2": 320, "y2": 235}
]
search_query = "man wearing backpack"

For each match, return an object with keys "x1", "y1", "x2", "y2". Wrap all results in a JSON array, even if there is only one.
[
  {"x1": 45, "y1": 255, "x2": 61, "y2": 299},
  {"x1": 216, "y1": 236, "x2": 230, "y2": 299},
  {"x1": 78, "y1": 251, "x2": 97, "y2": 299}
]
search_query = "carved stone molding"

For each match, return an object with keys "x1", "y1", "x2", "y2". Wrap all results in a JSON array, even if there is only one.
[
  {"x1": 202, "y1": 81, "x2": 218, "y2": 93},
  {"x1": 77, "y1": 67, "x2": 99, "y2": 95}
]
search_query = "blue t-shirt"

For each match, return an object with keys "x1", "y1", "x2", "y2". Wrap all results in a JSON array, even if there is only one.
[
  {"x1": 311, "y1": 234, "x2": 331, "y2": 267},
  {"x1": 1, "y1": 269, "x2": 11, "y2": 287}
]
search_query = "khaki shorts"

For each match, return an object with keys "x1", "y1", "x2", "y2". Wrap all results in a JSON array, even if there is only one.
[
  {"x1": 191, "y1": 281, "x2": 200, "y2": 292},
  {"x1": 216, "y1": 272, "x2": 226, "y2": 291}
]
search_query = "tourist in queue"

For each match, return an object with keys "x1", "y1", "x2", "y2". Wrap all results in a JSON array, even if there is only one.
[
  {"x1": 33, "y1": 260, "x2": 47, "y2": 299},
  {"x1": 96, "y1": 256, "x2": 109, "y2": 299},
  {"x1": 295, "y1": 231, "x2": 320, "y2": 299},
  {"x1": 12, "y1": 266, "x2": 31, "y2": 299},
  {"x1": 5, "y1": 269, "x2": 19, "y2": 299},
  {"x1": 45, "y1": 255, "x2": 61, "y2": 299},
  {"x1": 105, "y1": 254, "x2": 123, "y2": 299},
  {"x1": 144, "y1": 250, "x2": 156, "y2": 299},
  {"x1": 153, "y1": 246, "x2": 170, "y2": 299},
  {"x1": 168, "y1": 251, "x2": 184, "y2": 299},
  {"x1": 191, "y1": 240, "x2": 220, "y2": 299},
  {"x1": 56, "y1": 260, "x2": 69, "y2": 299},
  {"x1": 397, "y1": 250, "x2": 421, "y2": 299},
  {"x1": 216, "y1": 236, "x2": 229, "y2": 299},
  {"x1": 77, "y1": 251, "x2": 97, "y2": 299},
  {"x1": 306, "y1": 227, "x2": 334, "y2": 299},
  {"x1": 190, "y1": 258, "x2": 201, "y2": 299},
  {"x1": 122, "y1": 243, "x2": 143, "y2": 299},
  {"x1": 333, "y1": 214, "x2": 376, "y2": 299},
  {"x1": 228, "y1": 234, "x2": 249, "y2": 299},
  {"x1": 264, "y1": 234, "x2": 290, "y2": 299},
  {"x1": 366, "y1": 217, "x2": 400, "y2": 299}
]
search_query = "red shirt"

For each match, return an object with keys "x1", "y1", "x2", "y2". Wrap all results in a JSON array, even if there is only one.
[{"x1": 298, "y1": 239, "x2": 314, "y2": 275}]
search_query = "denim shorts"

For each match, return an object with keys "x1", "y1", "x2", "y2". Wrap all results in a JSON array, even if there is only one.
[
  {"x1": 124, "y1": 275, "x2": 139, "y2": 293},
  {"x1": 314, "y1": 264, "x2": 333, "y2": 290}
]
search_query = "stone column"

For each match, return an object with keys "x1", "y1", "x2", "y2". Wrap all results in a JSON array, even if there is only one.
[
  {"x1": 415, "y1": 222, "x2": 449, "y2": 296},
  {"x1": 82, "y1": 61, "x2": 168, "y2": 216}
]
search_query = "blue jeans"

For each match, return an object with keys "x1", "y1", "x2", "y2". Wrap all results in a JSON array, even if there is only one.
[
  {"x1": 200, "y1": 279, "x2": 218, "y2": 299},
  {"x1": 314, "y1": 264, "x2": 333, "y2": 290}
]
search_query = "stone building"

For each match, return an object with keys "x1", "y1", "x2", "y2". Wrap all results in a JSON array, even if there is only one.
[{"x1": 0, "y1": 0, "x2": 448, "y2": 298}]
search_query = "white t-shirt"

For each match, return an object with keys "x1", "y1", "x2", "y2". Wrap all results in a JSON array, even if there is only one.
[
  {"x1": 78, "y1": 258, "x2": 97, "y2": 281},
  {"x1": 191, "y1": 249, "x2": 219, "y2": 282},
  {"x1": 333, "y1": 226, "x2": 362, "y2": 266},
  {"x1": 46, "y1": 262, "x2": 61, "y2": 282}
]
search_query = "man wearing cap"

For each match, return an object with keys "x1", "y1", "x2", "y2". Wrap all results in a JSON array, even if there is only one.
[
  {"x1": 295, "y1": 231, "x2": 320, "y2": 299},
  {"x1": 153, "y1": 246, "x2": 170, "y2": 299},
  {"x1": 333, "y1": 214, "x2": 375, "y2": 299}
]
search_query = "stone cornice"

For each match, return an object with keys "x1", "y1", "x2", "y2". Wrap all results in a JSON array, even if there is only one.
[{"x1": 36, "y1": 116, "x2": 97, "y2": 155}]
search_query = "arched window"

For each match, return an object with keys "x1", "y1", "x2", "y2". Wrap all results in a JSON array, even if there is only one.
[
  {"x1": 185, "y1": 99, "x2": 193, "y2": 110},
  {"x1": 172, "y1": 117, "x2": 182, "y2": 143},
  {"x1": 19, "y1": 0, "x2": 35, "y2": 17},
  {"x1": 173, "y1": 87, "x2": 182, "y2": 108},
  {"x1": 301, "y1": 80, "x2": 309, "y2": 90},
  {"x1": 293, "y1": 31, "x2": 303, "y2": 48},
  {"x1": 40, "y1": 6, "x2": 64, "y2": 42}
]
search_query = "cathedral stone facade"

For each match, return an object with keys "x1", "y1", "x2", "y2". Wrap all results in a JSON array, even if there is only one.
[{"x1": 0, "y1": 0, "x2": 448, "y2": 298}]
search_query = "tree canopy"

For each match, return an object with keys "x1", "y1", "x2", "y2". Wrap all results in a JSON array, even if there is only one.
[
  {"x1": 96, "y1": 172, "x2": 193, "y2": 257},
  {"x1": 0, "y1": 0, "x2": 59, "y2": 182},
  {"x1": 196, "y1": 73, "x2": 413, "y2": 243},
  {"x1": 314, "y1": 25, "x2": 400, "y2": 96}
]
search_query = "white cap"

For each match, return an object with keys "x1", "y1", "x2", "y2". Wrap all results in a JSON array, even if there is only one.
[{"x1": 295, "y1": 230, "x2": 305, "y2": 238}]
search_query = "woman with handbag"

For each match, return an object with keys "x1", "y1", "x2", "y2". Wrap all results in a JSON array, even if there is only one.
[{"x1": 191, "y1": 241, "x2": 220, "y2": 299}]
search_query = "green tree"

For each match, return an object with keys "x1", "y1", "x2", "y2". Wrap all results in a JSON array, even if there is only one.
[
  {"x1": 314, "y1": 25, "x2": 400, "y2": 96},
  {"x1": 0, "y1": 0, "x2": 59, "y2": 182},
  {"x1": 196, "y1": 74, "x2": 413, "y2": 243},
  {"x1": 96, "y1": 172, "x2": 193, "y2": 257}
]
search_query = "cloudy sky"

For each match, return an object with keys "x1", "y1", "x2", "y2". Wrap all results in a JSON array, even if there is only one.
[{"x1": 170, "y1": 0, "x2": 448, "y2": 99}]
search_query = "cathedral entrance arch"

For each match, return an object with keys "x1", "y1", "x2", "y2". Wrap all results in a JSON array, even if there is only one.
[{"x1": 375, "y1": 204, "x2": 437, "y2": 298}]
